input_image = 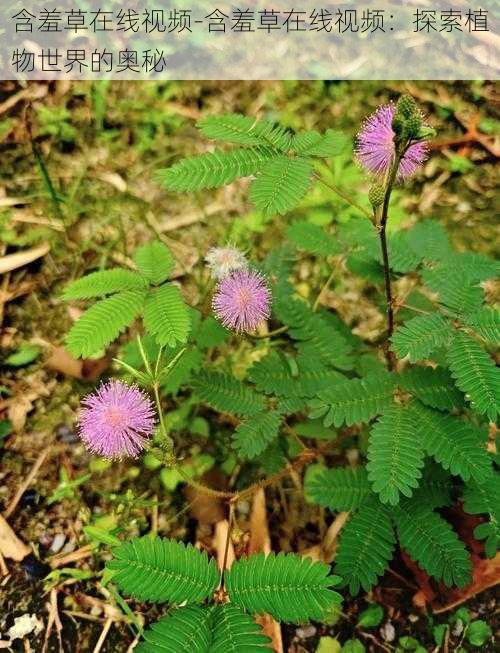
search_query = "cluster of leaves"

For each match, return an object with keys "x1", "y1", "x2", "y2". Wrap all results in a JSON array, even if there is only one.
[
  {"x1": 106, "y1": 536, "x2": 341, "y2": 650},
  {"x1": 63, "y1": 241, "x2": 190, "y2": 358},
  {"x1": 157, "y1": 113, "x2": 350, "y2": 216}
]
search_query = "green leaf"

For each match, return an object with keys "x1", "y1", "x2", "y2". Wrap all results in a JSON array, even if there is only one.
[
  {"x1": 391, "y1": 313, "x2": 452, "y2": 362},
  {"x1": 341, "y1": 639, "x2": 366, "y2": 653},
  {"x1": 394, "y1": 501, "x2": 472, "y2": 588},
  {"x1": 144, "y1": 284, "x2": 190, "y2": 347},
  {"x1": 309, "y1": 373, "x2": 396, "y2": 427},
  {"x1": 208, "y1": 604, "x2": 271, "y2": 652},
  {"x1": 250, "y1": 156, "x2": 313, "y2": 216},
  {"x1": 197, "y1": 113, "x2": 291, "y2": 151},
  {"x1": 136, "y1": 606, "x2": 212, "y2": 653},
  {"x1": 107, "y1": 536, "x2": 219, "y2": 604},
  {"x1": 357, "y1": 604, "x2": 384, "y2": 629},
  {"x1": 63, "y1": 269, "x2": 147, "y2": 300},
  {"x1": 367, "y1": 403, "x2": 425, "y2": 505},
  {"x1": 408, "y1": 402, "x2": 492, "y2": 484},
  {"x1": 447, "y1": 332, "x2": 499, "y2": 421},
  {"x1": 335, "y1": 497, "x2": 395, "y2": 595},
  {"x1": 463, "y1": 307, "x2": 500, "y2": 344},
  {"x1": 292, "y1": 129, "x2": 350, "y2": 157},
  {"x1": 406, "y1": 219, "x2": 453, "y2": 262},
  {"x1": 422, "y1": 269, "x2": 484, "y2": 315},
  {"x1": 192, "y1": 371, "x2": 265, "y2": 417},
  {"x1": 133, "y1": 241, "x2": 174, "y2": 285},
  {"x1": 398, "y1": 366, "x2": 463, "y2": 411},
  {"x1": 387, "y1": 231, "x2": 422, "y2": 273},
  {"x1": 157, "y1": 147, "x2": 276, "y2": 192},
  {"x1": 4, "y1": 344, "x2": 41, "y2": 367},
  {"x1": 305, "y1": 466, "x2": 372, "y2": 511},
  {"x1": 463, "y1": 473, "x2": 500, "y2": 558},
  {"x1": 226, "y1": 552, "x2": 341, "y2": 623},
  {"x1": 66, "y1": 290, "x2": 145, "y2": 358},
  {"x1": 233, "y1": 410, "x2": 281, "y2": 460},
  {"x1": 287, "y1": 221, "x2": 340, "y2": 257},
  {"x1": 466, "y1": 620, "x2": 492, "y2": 647}
]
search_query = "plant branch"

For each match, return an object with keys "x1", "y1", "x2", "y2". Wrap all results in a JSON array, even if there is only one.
[{"x1": 316, "y1": 173, "x2": 371, "y2": 220}]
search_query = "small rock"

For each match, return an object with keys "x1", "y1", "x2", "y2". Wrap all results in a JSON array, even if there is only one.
[
  {"x1": 50, "y1": 533, "x2": 66, "y2": 554},
  {"x1": 380, "y1": 621, "x2": 396, "y2": 642},
  {"x1": 296, "y1": 625, "x2": 316, "y2": 639},
  {"x1": 22, "y1": 554, "x2": 51, "y2": 580},
  {"x1": 452, "y1": 619, "x2": 464, "y2": 637}
]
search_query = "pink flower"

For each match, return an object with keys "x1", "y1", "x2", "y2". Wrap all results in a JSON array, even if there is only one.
[
  {"x1": 356, "y1": 104, "x2": 428, "y2": 180},
  {"x1": 212, "y1": 269, "x2": 271, "y2": 333},
  {"x1": 77, "y1": 380, "x2": 156, "y2": 459},
  {"x1": 205, "y1": 246, "x2": 248, "y2": 279}
]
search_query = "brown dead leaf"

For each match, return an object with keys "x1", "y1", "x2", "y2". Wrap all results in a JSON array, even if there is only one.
[
  {"x1": 0, "y1": 243, "x2": 50, "y2": 274},
  {"x1": 45, "y1": 346, "x2": 109, "y2": 381},
  {"x1": 0, "y1": 515, "x2": 31, "y2": 561}
]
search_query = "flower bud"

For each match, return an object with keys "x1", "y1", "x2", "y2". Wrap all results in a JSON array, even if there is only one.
[
  {"x1": 369, "y1": 184, "x2": 385, "y2": 209},
  {"x1": 396, "y1": 94, "x2": 418, "y2": 119}
]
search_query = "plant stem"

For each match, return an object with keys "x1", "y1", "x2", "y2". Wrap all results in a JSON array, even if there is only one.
[
  {"x1": 316, "y1": 173, "x2": 371, "y2": 220},
  {"x1": 377, "y1": 149, "x2": 405, "y2": 371}
]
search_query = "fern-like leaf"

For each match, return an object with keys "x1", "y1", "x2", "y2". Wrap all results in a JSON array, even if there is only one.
[
  {"x1": 286, "y1": 221, "x2": 340, "y2": 257},
  {"x1": 391, "y1": 313, "x2": 452, "y2": 362},
  {"x1": 65, "y1": 290, "x2": 145, "y2": 358},
  {"x1": 387, "y1": 231, "x2": 423, "y2": 273},
  {"x1": 291, "y1": 313, "x2": 354, "y2": 371},
  {"x1": 399, "y1": 366, "x2": 463, "y2": 411},
  {"x1": 198, "y1": 113, "x2": 291, "y2": 151},
  {"x1": 107, "y1": 536, "x2": 219, "y2": 604},
  {"x1": 406, "y1": 219, "x2": 453, "y2": 262},
  {"x1": 305, "y1": 466, "x2": 372, "y2": 511},
  {"x1": 367, "y1": 403, "x2": 425, "y2": 505},
  {"x1": 63, "y1": 269, "x2": 146, "y2": 300},
  {"x1": 248, "y1": 351, "x2": 297, "y2": 397},
  {"x1": 463, "y1": 307, "x2": 500, "y2": 344},
  {"x1": 157, "y1": 147, "x2": 276, "y2": 192},
  {"x1": 133, "y1": 241, "x2": 174, "y2": 285},
  {"x1": 463, "y1": 473, "x2": 500, "y2": 558},
  {"x1": 136, "y1": 606, "x2": 212, "y2": 652},
  {"x1": 192, "y1": 371, "x2": 265, "y2": 417},
  {"x1": 226, "y1": 552, "x2": 341, "y2": 623},
  {"x1": 422, "y1": 268, "x2": 484, "y2": 315},
  {"x1": 292, "y1": 129, "x2": 350, "y2": 157},
  {"x1": 143, "y1": 284, "x2": 190, "y2": 347},
  {"x1": 447, "y1": 332, "x2": 499, "y2": 421},
  {"x1": 394, "y1": 501, "x2": 472, "y2": 587},
  {"x1": 335, "y1": 497, "x2": 395, "y2": 595},
  {"x1": 209, "y1": 605, "x2": 271, "y2": 652},
  {"x1": 408, "y1": 402, "x2": 492, "y2": 483},
  {"x1": 233, "y1": 410, "x2": 281, "y2": 460},
  {"x1": 309, "y1": 372, "x2": 396, "y2": 427},
  {"x1": 249, "y1": 156, "x2": 313, "y2": 216}
]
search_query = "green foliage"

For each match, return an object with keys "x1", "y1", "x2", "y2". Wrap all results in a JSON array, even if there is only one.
[
  {"x1": 356, "y1": 604, "x2": 384, "y2": 628},
  {"x1": 136, "y1": 606, "x2": 213, "y2": 653},
  {"x1": 64, "y1": 240, "x2": 190, "y2": 357},
  {"x1": 422, "y1": 268, "x2": 484, "y2": 315},
  {"x1": 463, "y1": 473, "x2": 500, "y2": 557},
  {"x1": 157, "y1": 147, "x2": 276, "y2": 192},
  {"x1": 192, "y1": 371, "x2": 265, "y2": 417},
  {"x1": 335, "y1": 498, "x2": 395, "y2": 595},
  {"x1": 107, "y1": 536, "x2": 219, "y2": 604},
  {"x1": 367, "y1": 403, "x2": 425, "y2": 505},
  {"x1": 233, "y1": 410, "x2": 281, "y2": 460},
  {"x1": 160, "y1": 113, "x2": 346, "y2": 214},
  {"x1": 143, "y1": 284, "x2": 190, "y2": 347},
  {"x1": 66, "y1": 290, "x2": 146, "y2": 358},
  {"x1": 398, "y1": 366, "x2": 463, "y2": 411},
  {"x1": 309, "y1": 372, "x2": 396, "y2": 427},
  {"x1": 4, "y1": 343, "x2": 41, "y2": 367},
  {"x1": 286, "y1": 221, "x2": 340, "y2": 257},
  {"x1": 249, "y1": 156, "x2": 313, "y2": 216},
  {"x1": 390, "y1": 313, "x2": 452, "y2": 362},
  {"x1": 393, "y1": 500, "x2": 472, "y2": 588},
  {"x1": 408, "y1": 402, "x2": 492, "y2": 483},
  {"x1": 304, "y1": 466, "x2": 371, "y2": 511},
  {"x1": 133, "y1": 241, "x2": 175, "y2": 285},
  {"x1": 62, "y1": 269, "x2": 147, "y2": 300},
  {"x1": 208, "y1": 605, "x2": 271, "y2": 652},
  {"x1": 225, "y1": 552, "x2": 341, "y2": 623},
  {"x1": 446, "y1": 332, "x2": 499, "y2": 421},
  {"x1": 463, "y1": 307, "x2": 500, "y2": 344}
]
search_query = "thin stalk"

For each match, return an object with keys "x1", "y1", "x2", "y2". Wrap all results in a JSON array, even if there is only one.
[{"x1": 316, "y1": 173, "x2": 371, "y2": 220}]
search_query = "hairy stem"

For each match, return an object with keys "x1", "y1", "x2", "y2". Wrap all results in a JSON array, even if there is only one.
[{"x1": 316, "y1": 173, "x2": 371, "y2": 220}]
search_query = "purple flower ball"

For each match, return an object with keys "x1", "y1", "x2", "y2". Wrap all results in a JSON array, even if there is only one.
[
  {"x1": 212, "y1": 269, "x2": 271, "y2": 333},
  {"x1": 356, "y1": 104, "x2": 428, "y2": 180},
  {"x1": 77, "y1": 380, "x2": 156, "y2": 460}
]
